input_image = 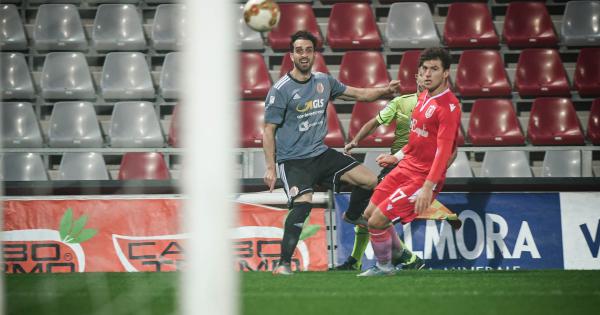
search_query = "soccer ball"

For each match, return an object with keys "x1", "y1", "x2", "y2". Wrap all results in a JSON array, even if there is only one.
[{"x1": 243, "y1": 0, "x2": 281, "y2": 32}]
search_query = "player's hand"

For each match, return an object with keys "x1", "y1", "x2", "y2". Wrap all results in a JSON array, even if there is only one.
[
  {"x1": 414, "y1": 185, "x2": 433, "y2": 215},
  {"x1": 387, "y1": 80, "x2": 401, "y2": 94},
  {"x1": 376, "y1": 154, "x2": 398, "y2": 168},
  {"x1": 344, "y1": 141, "x2": 357, "y2": 155},
  {"x1": 264, "y1": 167, "x2": 277, "y2": 192}
]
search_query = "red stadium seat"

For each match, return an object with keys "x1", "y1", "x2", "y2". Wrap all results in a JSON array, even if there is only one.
[
  {"x1": 444, "y1": 3, "x2": 499, "y2": 48},
  {"x1": 279, "y1": 52, "x2": 329, "y2": 78},
  {"x1": 503, "y1": 2, "x2": 558, "y2": 48},
  {"x1": 348, "y1": 100, "x2": 396, "y2": 147},
  {"x1": 325, "y1": 103, "x2": 345, "y2": 148},
  {"x1": 321, "y1": 0, "x2": 371, "y2": 4},
  {"x1": 468, "y1": 99, "x2": 525, "y2": 145},
  {"x1": 528, "y1": 98, "x2": 585, "y2": 145},
  {"x1": 455, "y1": 50, "x2": 511, "y2": 97},
  {"x1": 339, "y1": 51, "x2": 389, "y2": 88},
  {"x1": 397, "y1": 50, "x2": 420, "y2": 95},
  {"x1": 515, "y1": 49, "x2": 570, "y2": 97},
  {"x1": 574, "y1": 48, "x2": 600, "y2": 97},
  {"x1": 588, "y1": 98, "x2": 600, "y2": 144},
  {"x1": 118, "y1": 152, "x2": 170, "y2": 180},
  {"x1": 456, "y1": 126, "x2": 465, "y2": 146},
  {"x1": 268, "y1": 3, "x2": 323, "y2": 51},
  {"x1": 240, "y1": 100, "x2": 265, "y2": 148},
  {"x1": 240, "y1": 52, "x2": 271, "y2": 99},
  {"x1": 327, "y1": 3, "x2": 382, "y2": 50},
  {"x1": 168, "y1": 104, "x2": 180, "y2": 147}
]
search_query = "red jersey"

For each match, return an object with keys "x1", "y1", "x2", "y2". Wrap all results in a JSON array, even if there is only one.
[{"x1": 400, "y1": 88, "x2": 461, "y2": 183}]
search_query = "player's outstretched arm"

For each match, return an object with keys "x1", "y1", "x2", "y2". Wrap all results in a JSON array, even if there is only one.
[
  {"x1": 338, "y1": 80, "x2": 400, "y2": 102},
  {"x1": 344, "y1": 117, "x2": 381, "y2": 154},
  {"x1": 262, "y1": 123, "x2": 278, "y2": 192}
]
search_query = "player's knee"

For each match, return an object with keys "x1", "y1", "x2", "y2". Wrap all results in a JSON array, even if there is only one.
[
  {"x1": 367, "y1": 211, "x2": 389, "y2": 230},
  {"x1": 294, "y1": 192, "x2": 313, "y2": 204}
]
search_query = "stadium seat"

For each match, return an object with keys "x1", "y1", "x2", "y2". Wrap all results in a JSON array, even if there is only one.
[
  {"x1": 562, "y1": 1, "x2": 600, "y2": 46},
  {"x1": 160, "y1": 52, "x2": 181, "y2": 100},
  {"x1": 58, "y1": 153, "x2": 110, "y2": 180},
  {"x1": 468, "y1": 99, "x2": 525, "y2": 146},
  {"x1": 385, "y1": 2, "x2": 440, "y2": 49},
  {"x1": 0, "y1": 4, "x2": 27, "y2": 50},
  {"x1": 168, "y1": 104, "x2": 180, "y2": 147},
  {"x1": 240, "y1": 52, "x2": 271, "y2": 99},
  {"x1": 245, "y1": 151, "x2": 268, "y2": 179},
  {"x1": 33, "y1": 4, "x2": 87, "y2": 51},
  {"x1": 587, "y1": 98, "x2": 600, "y2": 145},
  {"x1": 92, "y1": 4, "x2": 146, "y2": 51},
  {"x1": 444, "y1": 2, "x2": 499, "y2": 48},
  {"x1": 0, "y1": 153, "x2": 48, "y2": 181},
  {"x1": 101, "y1": 52, "x2": 155, "y2": 100},
  {"x1": 152, "y1": 4, "x2": 185, "y2": 51},
  {"x1": 362, "y1": 149, "x2": 389, "y2": 174},
  {"x1": 397, "y1": 50, "x2": 420, "y2": 95},
  {"x1": 574, "y1": 48, "x2": 600, "y2": 98},
  {"x1": 41, "y1": 52, "x2": 95, "y2": 100},
  {"x1": 338, "y1": 51, "x2": 389, "y2": 88},
  {"x1": 328, "y1": 3, "x2": 382, "y2": 50},
  {"x1": 268, "y1": 3, "x2": 322, "y2": 51},
  {"x1": 279, "y1": 52, "x2": 329, "y2": 78},
  {"x1": 515, "y1": 49, "x2": 570, "y2": 97},
  {"x1": 446, "y1": 152, "x2": 473, "y2": 178},
  {"x1": 1, "y1": 102, "x2": 43, "y2": 148},
  {"x1": 542, "y1": 150, "x2": 581, "y2": 177},
  {"x1": 144, "y1": 0, "x2": 177, "y2": 3},
  {"x1": 110, "y1": 101, "x2": 164, "y2": 148},
  {"x1": 48, "y1": 101, "x2": 103, "y2": 148},
  {"x1": 237, "y1": 5, "x2": 263, "y2": 50},
  {"x1": 321, "y1": 0, "x2": 370, "y2": 3},
  {"x1": 348, "y1": 100, "x2": 396, "y2": 147},
  {"x1": 456, "y1": 126, "x2": 465, "y2": 146},
  {"x1": 0, "y1": 53, "x2": 35, "y2": 99},
  {"x1": 503, "y1": 2, "x2": 557, "y2": 48},
  {"x1": 480, "y1": 151, "x2": 532, "y2": 178},
  {"x1": 325, "y1": 103, "x2": 345, "y2": 148},
  {"x1": 455, "y1": 50, "x2": 511, "y2": 97},
  {"x1": 240, "y1": 100, "x2": 264, "y2": 148},
  {"x1": 528, "y1": 98, "x2": 585, "y2": 145},
  {"x1": 30, "y1": 0, "x2": 82, "y2": 3},
  {"x1": 118, "y1": 152, "x2": 170, "y2": 180}
]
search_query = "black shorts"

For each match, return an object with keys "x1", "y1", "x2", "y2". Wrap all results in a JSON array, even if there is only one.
[{"x1": 278, "y1": 148, "x2": 360, "y2": 205}]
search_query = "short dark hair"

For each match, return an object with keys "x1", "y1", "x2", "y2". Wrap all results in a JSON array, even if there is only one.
[
  {"x1": 418, "y1": 47, "x2": 451, "y2": 70},
  {"x1": 290, "y1": 30, "x2": 317, "y2": 51}
]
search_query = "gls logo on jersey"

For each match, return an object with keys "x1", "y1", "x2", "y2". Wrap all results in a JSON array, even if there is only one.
[{"x1": 296, "y1": 99, "x2": 325, "y2": 113}]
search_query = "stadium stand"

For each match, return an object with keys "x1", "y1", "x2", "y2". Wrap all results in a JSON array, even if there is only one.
[
  {"x1": 514, "y1": 49, "x2": 571, "y2": 97},
  {"x1": 338, "y1": 51, "x2": 389, "y2": 88},
  {"x1": 446, "y1": 152, "x2": 474, "y2": 178},
  {"x1": 1, "y1": 53, "x2": 35, "y2": 99},
  {"x1": 1, "y1": 102, "x2": 43, "y2": 148},
  {"x1": 0, "y1": 153, "x2": 48, "y2": 181},
  {"x1": 280, "y1": 52, "x2": 329, "y2": 77},
  {"x1": 444, "y1": 2, "x2": 499, "y2": 48},
  {"x1": 152, "y1": 4, "x2": 185, "y2": 51},
  {"x1": 41, "y1": 52, "x2": 95, "y2": 100},
  {"x1": 118, "y1": 152, "x2": 170, "y2": 180},
  {"x1": 0, "y1": 4, "x2": 27, "y2": 50},
  {"x1": 240, "y1": 52, "x2": 271, "y2": 99},
  {"x1": 468, "y1": 99, "x2": 525, "y2": 146},
  {"x1": 574, "y1": 48, "x2": 600, "y2": 98},
  {"x1": 240, "y1": 100, "x2": 265, "y2": 148},
  {"x1": 502, "y1": 2, "x2": 558, "y2": 48},
  {"x1": 561, "y1": 1, "x2": 600, "y2": 46},
  {"x1": 168, "y1": 104, "x2": 180, "y2": 148},
  {"x1": 455, "y1": 50, "x2": 511, "y2": 97},
  {"x1": 396, "y1": 50, "x2": 421, "y2": 94},
  {"x1": 33, "y1": 4, "x2": 86, "y2": 51},
  {"x1": 542, "y1": 150, "x2": 582, "y2": 177},
  {"x1": 101, "y1": 52, "x2": 155, "y2": 100},
  {"x1": 48, "y1": 101, "x2": 103, "y2": 148},
  {"x1": 588, "y1": 99, "x2": 600, "y2": 145},
  {"x1": 480, "y1": 151, "x2": 532, "y2": 178},
  {"x1": 160, "y1": 52, "x2": 182, "y2": 100},
  {"x1": 527, "y1": 98, "x2": 585, "y2": 146},
  {"x1": 238, "y1": 4, "x2": 263, "y2": 51},
  {"x1": 327, "y1": 3, "x2": 382, "y2": 50},
  {"x1": 58, "y1": 152, "x2": 110, "y2": 180},
  {"x1": 92, "y1": 4, "x2": 146, "y2": 51},
  {"x1": 385, "y1": 2, "x2": 440, "y2": 49},
  {"x1": 348, "y1": 100, "x2": 396, "y2": 148},
  {"x1": 268, "y1": 3, "x2": 322, "y2": 51},
  {"x1": 109, "y1": 101, "x2": 165, "y2": 148}
]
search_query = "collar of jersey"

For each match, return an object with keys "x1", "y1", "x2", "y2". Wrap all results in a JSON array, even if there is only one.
[
  {"x1": 420, "y1": 88, "x2": 451, "y2": 112},
  {"x1": 287, "y1": 71, "x2": 312, "y2": 84}
]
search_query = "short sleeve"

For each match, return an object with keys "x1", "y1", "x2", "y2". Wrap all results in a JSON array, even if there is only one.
[
  {"x1": 376, "y1": 97, "x2": 401, "y2": 126},
  {"x1": 328, "y1": 74, "x2": 347, "y2": 99},
  {"x1": 264, "y1": 88, "x2": 286, "y2": 125}
]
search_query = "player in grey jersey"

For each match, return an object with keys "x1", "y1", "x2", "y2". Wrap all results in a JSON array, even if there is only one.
[{"x1": 263, "y1": 31, "x2": 400, "y2": 275}]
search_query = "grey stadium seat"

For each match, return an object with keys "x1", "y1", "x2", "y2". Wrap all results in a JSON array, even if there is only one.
[
  {"x1": 58, "y1": 153, "x2": 110, "y2": 180},
  {"x1": 1, "y1": 102, "x2": 43, "y2": 148},
  {"x1": 238, "y1": 4, "x2": 263, "y2": 50},
  {"x1": 87, "y1": 0, "x2": 138, "y2": 3},
  {"x1": 0, "y1": 53, "x2": 35, "y2": 99},
  {"x1": 48, "y1": 101, "x2": 103, "y2": 148},
  {"x1": 29, "y1": 0, "x2": 82, "y2": 4},
  {"x1": 562, "y1": 1, "x2": 600, "y2": 46},
  {"x1": 109, "y1": 101, "x2": 164, "y2": 148},
  {"x1": 542, "y1": 150, "x2": 582, "y2": 177},
  {"x1": 0, "y1": 4, "x2": 27, "y2": 50},
  {"x1": 0, "y1": 153, "x2": 48, "y2": 181},
  {"x1": 480, "y1": 151, "x2": 532, "y2": 178},
  {"x1": 101, "y1": 52, "x2": 155, "y2": 100},
  {"x1": 40, "y1": 52, "x2": 95, "y2": 99},
  {"x1": 362, "y1": 150, "x2": 390, "y2": 174},
  {"x1": 92, "y1": 4, "x2": 146, "y2": 51},
  {"x1": 446, "y1": 152, "x2": 473, "y2": 178},
  {"x1": 159, "y1": 52, "x2": 181, "y2": 99},
  {"x1": 33, "y1": 4, "x2": 87, "y2": 51},
  {"x1": 385, "y1": 2, "x2": 440, "y2": 49},
  {"x1": 152, "y1": 4, "x2": 185, "y2": 51}
]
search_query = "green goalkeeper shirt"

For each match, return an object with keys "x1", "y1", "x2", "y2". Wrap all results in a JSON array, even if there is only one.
[{"x1": 375, "y1": 93, "x2": 418, "y2": 154}]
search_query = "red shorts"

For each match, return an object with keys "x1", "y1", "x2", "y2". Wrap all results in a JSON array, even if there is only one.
[{"x1": 370, "y1": 166, "x2": 442, "y2": 224}]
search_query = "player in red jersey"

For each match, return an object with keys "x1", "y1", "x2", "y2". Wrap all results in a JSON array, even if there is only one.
[{"x1": 358, "y1": 47, "x2": 462, "y2": 276}]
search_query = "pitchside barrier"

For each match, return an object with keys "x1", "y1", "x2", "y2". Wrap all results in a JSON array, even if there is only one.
[{"x1": 2, "y1": 178, "x2": 599, "y2": 273}]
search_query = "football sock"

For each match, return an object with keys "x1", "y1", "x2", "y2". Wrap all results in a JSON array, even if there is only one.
[
  {"x1": 369, "y1": 227, "x2": 392, "y2": 265},
  {"x1": 388, "y1": 226, "x2": 416, "y2": 265},
  {"x1": 346, "y1": 186, "x2": 373, "y2": 220},
  {"x1": 350, "y1": 225, "x2": 370, "y2": 265},
  {"x1": 280, "y1": 202, "x2": 312, "y2": 264}
]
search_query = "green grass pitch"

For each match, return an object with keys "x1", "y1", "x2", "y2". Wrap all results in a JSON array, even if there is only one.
[{"x1": 6, "y1": 270, "x2": 600, "y2": 315}]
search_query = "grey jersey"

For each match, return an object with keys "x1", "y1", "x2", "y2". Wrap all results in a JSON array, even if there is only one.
[{"x1": 264, "y1": 72, "x2": 347, "y2": 162}]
